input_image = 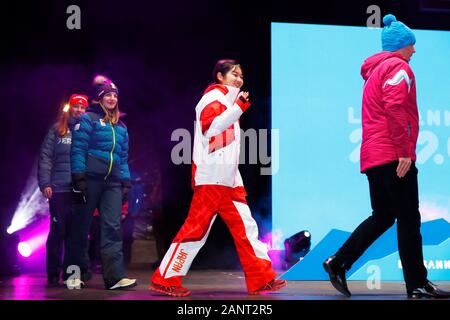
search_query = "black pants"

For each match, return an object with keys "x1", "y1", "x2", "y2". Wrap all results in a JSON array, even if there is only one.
[
  {"x1": 46, "y1": 192, "x2": 72, "y2": 278},
  {"x1": 122, "y1": 216, "x2": 135, "y2": 266},
  {"x1": 335, "y1": 161, "x2": 428, "y2": 291},
  {"x1": 63, "y1": 178, "x2": 126, "y2": 288},
  {"x1": 88, "y1": 215, "x2": 102, "y2": 272}
]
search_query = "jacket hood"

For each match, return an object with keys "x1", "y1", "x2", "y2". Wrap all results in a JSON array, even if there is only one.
[
  {"x1": 203, "y1": 84, "x2": 240, "y2": 105},
  {"x1": 361, "y1": 51, "x2": 407, "y2": 80},
  {"x1": 203, "y1": 84, "x2": 229, "y2": 96}
]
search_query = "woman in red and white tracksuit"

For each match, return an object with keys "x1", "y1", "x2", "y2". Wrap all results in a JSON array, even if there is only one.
[{"x1": 149, "y1": 59, "x2": 286, "y2": 296}]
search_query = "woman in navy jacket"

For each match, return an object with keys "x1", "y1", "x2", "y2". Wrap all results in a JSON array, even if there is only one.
[
  {"x1": 38, "y1": 94, "x2": 88, "y2": 285},
  {"x1": 63, "y1": 75, "x2": 137, "y2": 290}
]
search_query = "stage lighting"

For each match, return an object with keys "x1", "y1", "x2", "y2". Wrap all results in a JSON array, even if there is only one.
[
  {"x1": 7, "y1": 165, "x2": 49, "y2": 235},
  {"x1": 16, "y1": 223, "x2": 48, "y2": 259},
  {"x1": 18, "y1": 242, "x2": 32, "y2": 258},
  {"x1": 284, "y1": 230, "x2": 311, "y2": 266}
]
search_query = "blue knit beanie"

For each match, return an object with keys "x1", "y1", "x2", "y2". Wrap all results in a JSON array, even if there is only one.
[{"x1": 381, "y1": 14, "x2": 416, "y2": 51}]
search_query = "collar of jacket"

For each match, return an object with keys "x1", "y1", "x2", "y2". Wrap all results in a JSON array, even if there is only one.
[
  {"x1": 67, "y1": 116, "x2": 78, "y2": 130},
  {"x1": 87, "y1": 103, "x2": 109, "y2": 116},
  {"x1": 203, "y1": 84, "x2": 229, "y2": 96}
]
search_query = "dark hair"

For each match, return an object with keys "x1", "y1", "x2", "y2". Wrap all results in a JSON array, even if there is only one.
[{"x1": 212, "y1": 59, "x2": 242, "y2": 84}]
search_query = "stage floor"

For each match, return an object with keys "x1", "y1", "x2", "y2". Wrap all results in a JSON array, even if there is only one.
[{"x1": 1, "y1": 269, "x2": 449, "y2": 300}]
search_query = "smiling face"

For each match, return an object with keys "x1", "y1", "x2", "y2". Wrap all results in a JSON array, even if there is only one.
[
  {"x1": 70, "y1": 104, "x2": 87, "y2": 118},
  {"x1": 101, "y1": 92, "x2": 118, "y2": 110},
  {"x1": 217, "y1": 65, "x2": 244, "y2": 89}
]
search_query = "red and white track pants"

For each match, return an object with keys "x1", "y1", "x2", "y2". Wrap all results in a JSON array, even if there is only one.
[{"x1": 151, "y1": 185, "x2": 276, "y2": 292}]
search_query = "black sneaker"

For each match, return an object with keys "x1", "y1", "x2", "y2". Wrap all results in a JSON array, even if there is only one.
[
  {"x1": 408, "y1": 281, "x2": 450, "y2": 299},
  {"x1": 323, "y1": 255, "x2": 351, "y2": 297}
]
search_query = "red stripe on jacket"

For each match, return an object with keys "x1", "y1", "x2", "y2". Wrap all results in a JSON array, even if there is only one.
[{"x1": 200, "y1": 100, "x2": 235, "y2": 153}]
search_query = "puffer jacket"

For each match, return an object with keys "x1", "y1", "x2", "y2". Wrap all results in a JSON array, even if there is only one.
[
  {"x1": 71, "y1": 103, "x2": 130, "y2": 182},
  {"x1": 38, "y1": 118, "x2": 78, "y2": 192},
  {"x1": 192, "y1": 84, "x2": 250, "y2": 188},
  {"x1": 360, "y1": 51, "x2": 419, "y2": 173}
]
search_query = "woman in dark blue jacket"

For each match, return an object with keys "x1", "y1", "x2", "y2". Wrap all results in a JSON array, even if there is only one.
[
  {"x1": 38, "y1": 94, "x2": 88, "y2": 285},
  {"x1": 63, "y1": 75, "x2": 137, "y2": 290}
]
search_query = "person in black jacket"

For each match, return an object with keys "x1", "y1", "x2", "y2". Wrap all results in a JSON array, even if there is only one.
[{"x1": 38, "y1": 94, "x2": 88, "y2": 285}]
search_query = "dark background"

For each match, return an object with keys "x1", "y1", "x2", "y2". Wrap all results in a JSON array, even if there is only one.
[{"x1": 1, "y1": 0, "x2": 449, "y2": 269}]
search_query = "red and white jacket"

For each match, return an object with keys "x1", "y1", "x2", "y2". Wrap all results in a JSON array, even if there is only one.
[
  {"x1": 192, "y1": 84, "x2": 251, "y2": 188},
  {"x1": 360, "y1": 51, "x2": 419, "y2": 173}
]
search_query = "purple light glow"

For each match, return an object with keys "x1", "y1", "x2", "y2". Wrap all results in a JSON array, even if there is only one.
[
  {"x1": 262, "y1": 229, "x2": 286, "y2": 270},
  {"x1": 7, "y1": 175, "x2": 49, "y2": 234},
  {"x1": 18, "y1": 242, "x2": 32, "y2": 257},
  {"x1": 16, "y1": 218, "x2": 49, "y2": 262},
  {"x1": 262, "y1": 228, "x2": 284, "y2": 250}
]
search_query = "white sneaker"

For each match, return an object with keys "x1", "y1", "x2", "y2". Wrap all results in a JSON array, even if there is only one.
[
  {"x1": 109, "y1": 278, "x2": 137, "y2": 290},
  {"x1": 64, "y1": 278, "x2": 87, "y2": 289}
]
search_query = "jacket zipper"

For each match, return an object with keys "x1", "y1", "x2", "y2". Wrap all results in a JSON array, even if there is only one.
[{"x1": 105, "y1": 121, "x2": 116, "y2": 180}]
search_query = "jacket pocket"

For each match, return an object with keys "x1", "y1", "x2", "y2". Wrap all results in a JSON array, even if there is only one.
[
  {"x1": 86, "y1": 153, "x2": 121, "y2": 179},
  {"x1": 86, "y1": 153, "x2": 110, "y2": 177}
]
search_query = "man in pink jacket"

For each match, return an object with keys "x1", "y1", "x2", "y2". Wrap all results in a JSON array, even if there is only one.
[{"x1": 323, "y1": 14, "x2": 450, "y2": 299}]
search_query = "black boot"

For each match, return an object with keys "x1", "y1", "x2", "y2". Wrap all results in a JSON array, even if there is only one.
[
  {"x1": 323, "y1": 255, "x2": 351, "y2": 297},
  {"x1": 408, "y1": 281, "x2": 450, "y2": 299}
]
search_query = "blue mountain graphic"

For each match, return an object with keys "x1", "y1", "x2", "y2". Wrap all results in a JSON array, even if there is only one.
[
  {"x1": 350, "y1": 238, "x2": 450, "y2": 280},
  {"x1": 280, "y1": 219, "x2": 450, "y2": 281}
]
